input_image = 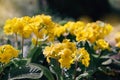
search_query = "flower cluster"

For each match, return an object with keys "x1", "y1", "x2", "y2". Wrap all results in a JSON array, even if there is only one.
[
  {"x1": 3, "y1": 14, "x2": 62, "y2": 42},
  {"x1": 4, "y1": 14, "x2": 112, "y2": 44},
  {"x1": 0, "y1": 45, "x2": 19, "y2": 64},
  {"x1": 43, "y1": 39, "x2": 90, "y2": 69},
  {"x1": 3, "y1": 14, "x2": 120, "y2": 80},
  {"x1": 63, "y1": 21, "x2": 113, "y2": 42},
  {"x1": 94, "y1": 39, "x2": 109, "y2": 50},
  {"x1": 42, "y1": 19, "x2": 112, "y2": 69},
  {"x1": 3, "y1": 14, "x2": 113, "y2": 70}
]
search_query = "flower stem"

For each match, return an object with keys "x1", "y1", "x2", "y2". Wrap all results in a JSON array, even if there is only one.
[
  {"x1": 15, "y1": 33, "x2": 18, "y2": 49},
  {"x1": 21, "y1": 36, "x2": 24, "y2": 57},
  {"x1": 61, "y1": 69, "x2": 64, "y2": 77},
  {"x1": 35, "y1": 37, "x2": 38, "y2": 47},
  {"x1": 74, "y1": 61, "x2": 78, "y2": 80},
  {"x1": 0, "y1": 64, "x2": 5, "y2": 79}
]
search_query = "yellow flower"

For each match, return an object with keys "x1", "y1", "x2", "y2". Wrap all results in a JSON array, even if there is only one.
[
  {"x1": 75, "y1": 30, "x2": 87, "y2": 41},
  {"x1": 64, "y1": 21, "x2": 85, "y2": 35},
  {"x1": 0, "y1": 45, "x2": 19, "y2": 64},
  {"x1": 103, "y1": 24, "x2": 113, "y2": 36},
  {"x1": 87, "y1": 21, "x2": 113, "y2": 43},
  {"x1": 62, "y1": 39, "x2": 77, "y2": 52},
  {"x1": 40, "y1": 14, "x2": 52, "y2": 25},
  {"x1": 76, "y1": 48, "x2": 90, "y2": 67},
  {"x1": 21, "y1": 25, "x2": 32, "y2": 38},
  {"x1": 64, "y1": 21, "x2": 94, "y2": 42},
  {"x1": 3, "y1": 19, "x2": 13, "y2": 35},
  {"x1": 43, "y1": 44, "x2": 60, "y2": 62},
  {"x1": 54, "y1": 26, "x2": 66, "y2": 37},
  {"x1": 11, "y1": 17, "x2": 24, "y2": 34},
  {"x1": 58, "y1": 49, "x2": 74, "y2": 69},
  {"x1": 18, "y1": 16, "x2": 32, "y2": 38},
  {"x1": 31, "y1": 14, "x2": 56, "y2": 42},
  {"x1": 95, "y1": 39, "x2": 109, "y2": 50},
  {"x1": 43, "y1": 39, "x2": 76, "y2": 69},
  {"x1": 43, "y1": 39, "x2": 91, "y2": 68},
  {"x1": 75, "y1": 26, "x2": 93, "y2": 42},
  {"x1": 64, "y1": 21, "x2": 75, "y2": 34},
  {"x1": 43, "y1": 45, "x2": 54, "y2": 57},
  {"x1": 3, "y1": 18, "x2": 19, "y2": 35},
  {"x1": 0, "y1": 53, "x2": 11, "y2": 64},
  {"x1": 4, "y1": 17, "x2": 33, "y2": 38},
  {"x1": 97, "y1": 22, "x2": 112, "y2": 39}
]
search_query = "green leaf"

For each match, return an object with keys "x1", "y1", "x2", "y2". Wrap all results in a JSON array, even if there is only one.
[
  {"x1": 100, "y1": 55, "x2": 110, "y2": 59},
  {"x1": 9, "y1": 63, "x2": 43, "y2": 80},
  {"x1": 27, "y1": 46, "x2": 43, "y2": 63},
  {"x1": 102, "y1": 59, "x2": 112, "y2": 65},
  {"x1": 27, "y1": 47, "x2": 41, "y2": 58},
  {"x1": 49, "y1": 59, "x2": 63, "y2": 80},
  {"x1": 0, "y1": 66, "x2": 3, "y2": 73},
  {"x1": 11, "y1": 58, "x2": 30, "y2": 67},
  {"x1": 31, "y1": 63, "x2": 55, "y2": 80},
  {"x1": 75, "y1": 72, "x2": 89, "y2": 80}
]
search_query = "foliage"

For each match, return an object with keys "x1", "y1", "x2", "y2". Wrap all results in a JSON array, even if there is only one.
[{"x1": 0, "y1": 14, "x2": 120, "y2": 80}]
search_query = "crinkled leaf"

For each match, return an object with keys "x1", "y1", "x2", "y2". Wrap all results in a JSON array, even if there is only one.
[
  {"x1": 11, "y1": 58, "x2": 30, "y2": 67},
  {"x1": 31, "y1": 63, "x2": 55, "y2": 80},
  {"x1": 27, "y1": 46, "x2": 44, "y2": 63},
  {"x1": 49, "y1": 59, "x2": 63, "y2": 80},
  {"x1": 9, "y1": 63, "x2": 43, "y2": 80},
  {"x1": 75, "y1": 72, "x2": 89, "y2": 80},
  {"x1": 102, "y1": 59, "x2": 112, "y2": 65}
]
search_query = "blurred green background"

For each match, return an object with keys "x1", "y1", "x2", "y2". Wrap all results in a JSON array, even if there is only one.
[{"x1": 1, "y1": 0, "x2": 120, "y2": 25}]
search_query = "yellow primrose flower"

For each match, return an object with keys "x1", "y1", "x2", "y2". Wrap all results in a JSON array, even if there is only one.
[
  {"x1": 4, "y1": 17, "x2": 19, "y2": 35},
  {"x1": 54, "y1": 26, "x2": 66, "y2": 37},
  {"x1": 76, "y1": 48, "x2": 90, "y2": 67},
  {"x1": 18, "y1": 16, "x2": 32, "y2": 38},
  {"x1": 4, "y1": 17, "x2": 33, "y2": 38},
  {"x1": 64, "y1": 21, "x2": 85, "y2": 35},
  {"x1": 95, "y1": 39, "x2": 109, "y2": 50},
  {"x1": 11, "y1": 17, "x2": 24, "y2": 34},
  {"x1": 43, "y1": 46, "x2": 53, "y2": 63},
  {"x1": 31, "y1": 14, "x2": 57, "y2": 42},
  {"x1": 75, "y1": 29, "x2": 90, "y2": 42},
  {"x1": 97, "y1": 22, "x2": 112, "y2": 39},
  {"x1": 43, "y1": 44, "x2": 61, "y2": 62},
  {"x1": 40, "y1": 14, "x2": 52, "y2": 25},
  {"x1": 58, "y1": 49, "x2": 74, "y2": 69},
  {"x1": 78, "y1": 26, "x2": 93, "y2": 42},
  {"x1": 43, "y1": 39, "x2": 91, "y2": 69},
  {"x1": 73, "y1": 21, "x2": 85, "y2": 34},
  {"x1": 43, "y1": 39, "x2": 76, "y2": 68},
  {"x1": 0, "y1": 53, "x2": 12, "y2": 64},
  {"x1": 102, "y1": 24, "x2": 113, "y2": 36},
  {"x1": 21, "y1": 25, "x2": 32, "y2": 38},
  {"x1": 62, "y1": 39, "x2": 77, "y2": 52},
  {"x1": 87, "y1": 21, "x2": 113, "y2": 43},
  {"x1": 3, "y1": 19, "x2": 13, "y2": 35},
  {"x1": 0, "y1": 45, "x2": 19, "y2": 64},
  {"x1": 43, "y1": 45, "x2": 54, "y2": 57},
  {"x1": 64, "y1": 21, "x2": 75, "y2": 34},
  {"x1": 64, "y1": 21, "x2": 94, "y2": 42}
]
